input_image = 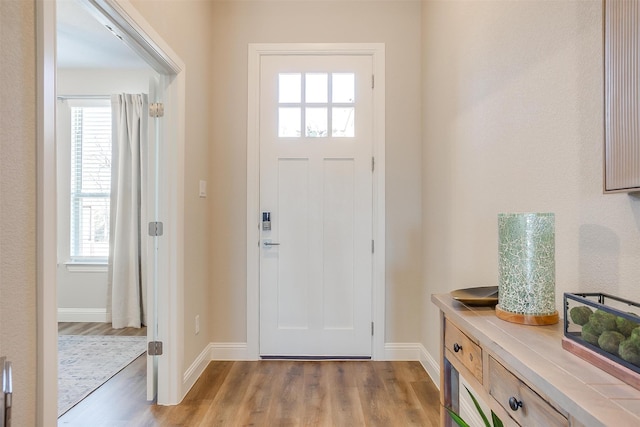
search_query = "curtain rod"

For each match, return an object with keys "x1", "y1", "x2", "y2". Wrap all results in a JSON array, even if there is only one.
[{"x1": 57, "y1": 95, "x2": 111, "y2": 100}]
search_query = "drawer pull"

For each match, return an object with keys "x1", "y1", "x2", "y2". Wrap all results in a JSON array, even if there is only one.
[
  {"x1": 508, "y1": 396, "x2": 523, "y2": 412},
  {"x1": 453, "y1": 343, "x2": 462, "y2": 353}
]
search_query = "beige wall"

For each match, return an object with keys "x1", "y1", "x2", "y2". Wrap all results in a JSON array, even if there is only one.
[
  {"x1": 0, "y1": 1, "x2": 38, "y2": 425},
  {"x1": 130, "y1": 0, "x2": 214, "y2": 369},
  {"x1": 208, "y1": 0, "x2": 424, "y2": 344},
  {"x1": 420, "y1": 1, "x2": 628, "y2": 359}
]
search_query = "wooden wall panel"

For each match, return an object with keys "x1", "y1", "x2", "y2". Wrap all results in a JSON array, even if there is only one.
[{"x1": 605, "y1": 0, "x2": 640, "y2": 192}]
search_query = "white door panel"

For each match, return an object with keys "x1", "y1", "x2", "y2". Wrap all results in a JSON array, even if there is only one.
[{"x1": 259, "y1": 55, "x2": 373, "y2": 357}]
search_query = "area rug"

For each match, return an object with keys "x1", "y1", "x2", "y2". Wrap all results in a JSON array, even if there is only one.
[{"x1": 58, "y1": 335, "x2": 147, "y2": 417}]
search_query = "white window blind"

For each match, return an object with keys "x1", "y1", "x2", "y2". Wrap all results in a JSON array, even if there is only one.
[{"x1": 70, "y1": 105, "x2": 112, "y2": 260}]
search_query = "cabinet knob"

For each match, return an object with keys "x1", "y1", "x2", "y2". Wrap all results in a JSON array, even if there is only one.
[
  {"x1": 508, "y1": 396, "x2": 523, "y2": 411},
  {"x1": 453, "y1": 343, "x2": 462, "y2": 353}
]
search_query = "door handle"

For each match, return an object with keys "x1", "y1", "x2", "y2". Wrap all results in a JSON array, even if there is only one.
[{"x1": 263, "y1": 241, "x2": 280, "y2": 247}]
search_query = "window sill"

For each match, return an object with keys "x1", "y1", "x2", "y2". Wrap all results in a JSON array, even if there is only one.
[{"x1": 64, "y1": 262, "x2": 108, "y2": 273}]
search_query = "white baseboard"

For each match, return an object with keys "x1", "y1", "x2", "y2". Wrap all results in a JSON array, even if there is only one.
[
  {"x1": 58, "y1": 307, "x2": 110, "y2": 323},
  {"x1": 419, "y1": 344, "x2": 440, "y2": 388},
  {"x1": 182, "y1": 342, "x2": 251, "y2": 398},
  {"x1": 384, "y1": 342, "x2": 422, "y2": 360},
  {"x1": 210, "y1": 342, "x2": 251, "y2": 360},
  {"x1": 183, "y1": 343, "x2": 214, "y2": 396},
  {"x1": 384, "y1": 342, "x2": 440, "y2": 387}
]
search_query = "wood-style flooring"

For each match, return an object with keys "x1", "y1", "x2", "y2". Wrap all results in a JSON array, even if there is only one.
[
  {"x1": 58, "y1": 323, "x2": 440, "y2": 427},
  {"x1": 58, "y1": 322, "x2": 147, "y2": 426},
  {"x1": 58, "y1": 321, "x2": 147, "y2": 337}
]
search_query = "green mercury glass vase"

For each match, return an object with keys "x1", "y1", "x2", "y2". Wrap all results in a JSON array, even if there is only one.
[{"x1": 497, "y1": 212, "x2": 557, "y2": 324}]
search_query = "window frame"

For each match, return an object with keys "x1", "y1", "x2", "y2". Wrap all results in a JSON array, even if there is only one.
[{"x1": 57, "y1": 98, "x2": 112, "y2": 266}]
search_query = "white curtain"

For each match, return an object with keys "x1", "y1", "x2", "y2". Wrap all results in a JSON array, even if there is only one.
[{"x1": 108, "y1": 94, "x2": 148, "y2": 329}]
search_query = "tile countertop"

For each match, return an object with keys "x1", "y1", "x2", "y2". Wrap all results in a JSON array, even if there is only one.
[{"x1": 432, "y1": 293, "x2": 640, "y2": 427}]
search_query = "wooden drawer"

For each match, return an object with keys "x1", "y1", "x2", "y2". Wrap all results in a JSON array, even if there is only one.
[
  {"x1": 489, "y1": 357, "x2": 568, "y2": 427},
  {"x1": 444, "y1": 318, "x2": 483, "y2": 383}
]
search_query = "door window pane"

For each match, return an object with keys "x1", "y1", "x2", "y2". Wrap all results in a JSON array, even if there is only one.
[
  {"x1": 277, "y1": 71, "x2": 356, "y2": 139},
  {"x1": 332, "y1": 73, "x2": 355, "y2": 103},
  {"x1": 279, "y1": 74, "x2": 301, "y2": 103},
  {"x1": 332, "y1": 107, "x2": 355, "y2": 137},
  {"x1": 305, "y1": 73, "x2": 328, "y2": 103},
  {"x1": 278, "y1": 73, "x2": 302, "y2": 103},
  {"x1": 279, "y1": 107, "x2": 301, "y2": 137},
  {"x1": 306, "y1": 107, "x2": 328, "y2": 137}
]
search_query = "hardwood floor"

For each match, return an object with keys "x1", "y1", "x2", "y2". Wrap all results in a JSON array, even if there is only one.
[
  {"x1": 58, "y1": 324, "x2": 441, "y2": 426},
  {"x1": 59, "y1": 359, "x2": 440, "y2": 426}
]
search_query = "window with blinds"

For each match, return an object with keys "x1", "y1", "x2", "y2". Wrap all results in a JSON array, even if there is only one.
[{"x1": 70, "y1": 105, "x2": 112, "y2": 260}]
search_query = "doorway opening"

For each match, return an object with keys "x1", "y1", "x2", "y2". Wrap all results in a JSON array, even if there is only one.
[
  {"x1": 55, "y1": 2, "x2": 158, "y2": 416},
  {"x1": 246, "y1": 43, "x2": 386, "y2": 360},
  {"x1": 37, "y1": 0, "x2": 186, "y2": 423}
]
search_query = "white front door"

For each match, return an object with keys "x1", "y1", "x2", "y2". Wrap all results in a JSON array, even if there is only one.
[{"x1": 259, "y1": 54, "x2": 374, "y2": 357}]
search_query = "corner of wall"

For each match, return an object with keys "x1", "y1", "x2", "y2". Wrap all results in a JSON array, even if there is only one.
[{"x1": 384, "y1": 342, "x2": 440, "y2": 387}]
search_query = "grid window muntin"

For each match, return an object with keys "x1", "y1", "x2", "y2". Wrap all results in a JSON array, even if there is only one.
[{"x1": 278, "y1": 72, "x2": 355, "y2": 138}]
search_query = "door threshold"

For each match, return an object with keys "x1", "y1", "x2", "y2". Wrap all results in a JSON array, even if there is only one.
[{"x1": 260, "y1": 355, "x2": 372, "y2": 361}]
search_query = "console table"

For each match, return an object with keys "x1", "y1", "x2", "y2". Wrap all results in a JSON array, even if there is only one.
[{"x1": 432, "y1": 293, "x2": 640, "y2": 426}]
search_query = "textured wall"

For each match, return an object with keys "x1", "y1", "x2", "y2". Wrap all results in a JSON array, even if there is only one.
[
  {"x1": 208, "y1": 0, "x2": 423, "y2": 344},
  {"x1": 421, "y1": 1, "x2": 626, "y2": 360},
  {"x1": 129, "y1": 0, "x2": 214, "y2": 371},
  {"x1": 133, "y1": 0, "x2": 423, "y2": 357},
  {"x1": 0, "y1": 1, "x2": 38, "y2": 425}
]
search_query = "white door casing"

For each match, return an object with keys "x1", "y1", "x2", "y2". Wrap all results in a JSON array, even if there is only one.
[
  {"x1": 247, "y1": 43, "x2": 386, "y2": 360},
  {"x1": 259, "y1": 55, "x2": 373, "y2": 357}
]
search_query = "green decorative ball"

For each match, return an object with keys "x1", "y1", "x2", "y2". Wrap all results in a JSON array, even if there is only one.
[{"x1": 569, "y1": 306, "x2": 593, "y2": 326}]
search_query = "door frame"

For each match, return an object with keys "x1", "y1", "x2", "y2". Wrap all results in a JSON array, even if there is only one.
[
  {"x1": 246, "y1": 43, "x2": 386, "y2": 360},
  {"x1": 36, "y1": 0, "x2": 186, "y2": 423}
]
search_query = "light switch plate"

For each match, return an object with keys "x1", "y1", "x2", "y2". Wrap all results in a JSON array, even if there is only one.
[{"x1": 199, "y1": 180, "x2": 206, "y2": 198}]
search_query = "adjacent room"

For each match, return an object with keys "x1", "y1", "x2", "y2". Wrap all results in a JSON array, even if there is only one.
[{"x1": 55, "y1": 0, "x2": 157, "y2": 418}]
